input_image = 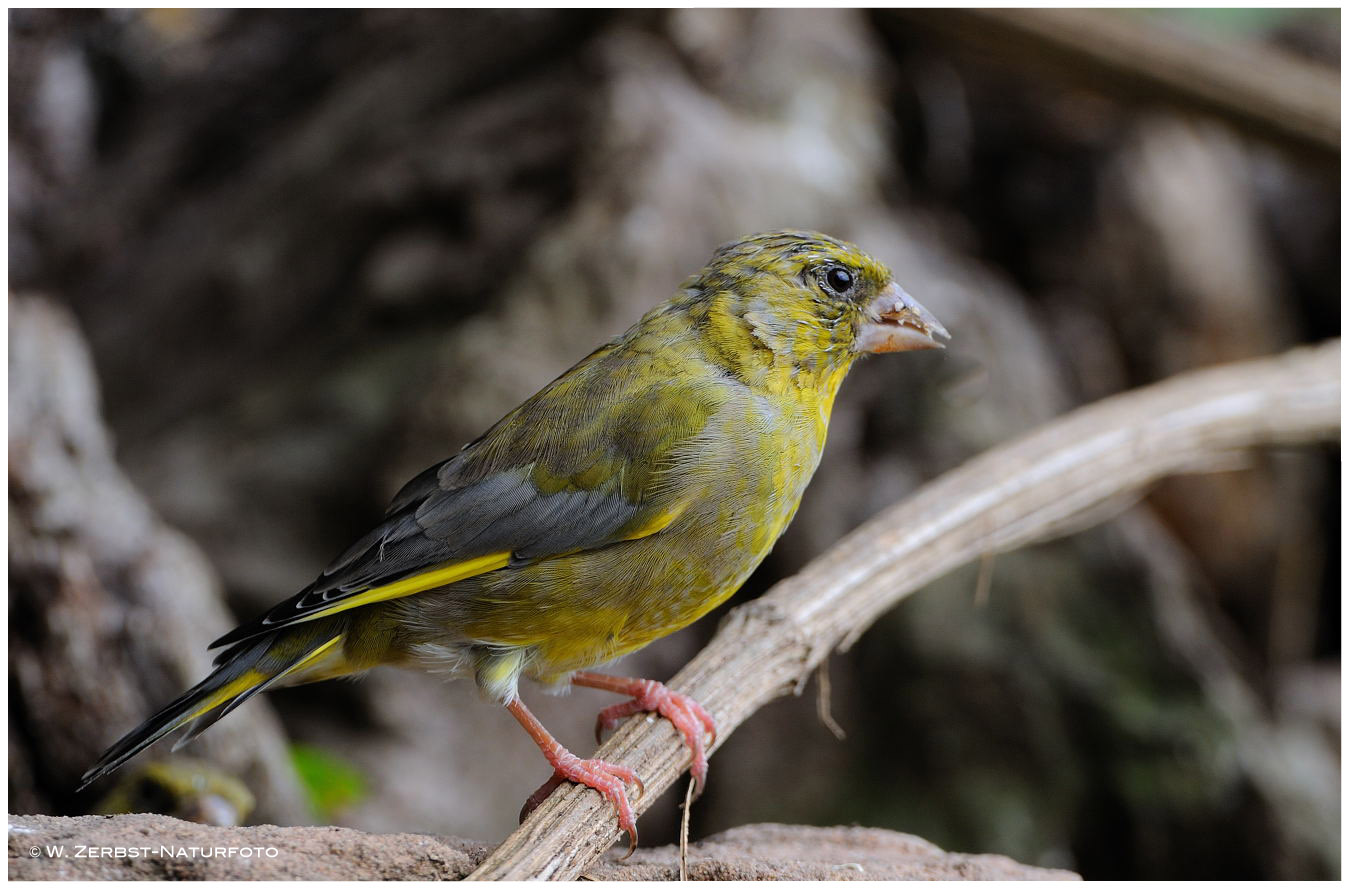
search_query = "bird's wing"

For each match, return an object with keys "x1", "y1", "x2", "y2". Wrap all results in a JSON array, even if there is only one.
[{"x1": 210, "y1": 350, "x2": 721, "y2": 651}]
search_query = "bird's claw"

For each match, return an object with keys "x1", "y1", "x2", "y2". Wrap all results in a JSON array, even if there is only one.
[
  {"x1": 593, "y1": 680, "x2": 716, "y2": 798},
  {"x1": 519, "y1": 753, "x2": 643, "y2": 854}
]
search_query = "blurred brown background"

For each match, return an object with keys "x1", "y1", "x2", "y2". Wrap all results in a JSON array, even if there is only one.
[{"x1": 8, "y1": 8, "x2": 1340, "y2": 880}]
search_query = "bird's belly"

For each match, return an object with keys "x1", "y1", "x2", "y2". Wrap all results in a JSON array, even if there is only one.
[
  {"x1": 443, "y1": 524, "x2": 773, "y2": 681},
  {"x1": 504, "y1": 421, "x2": 820, "y2": 677}
]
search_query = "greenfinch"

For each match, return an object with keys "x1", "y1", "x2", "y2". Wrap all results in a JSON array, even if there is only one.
[{"x1": 81, "y1": 230, "x2": 948, "y2": 845}]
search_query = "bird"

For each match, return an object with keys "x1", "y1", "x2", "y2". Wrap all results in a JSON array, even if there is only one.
[{"x1": 80, "y1": 230, "x2": 949, "y2": 848}]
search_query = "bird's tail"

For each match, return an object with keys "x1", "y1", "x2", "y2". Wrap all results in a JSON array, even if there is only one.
[{"x1": 78, "y1": 625, "x2": 345, "y2": 791}]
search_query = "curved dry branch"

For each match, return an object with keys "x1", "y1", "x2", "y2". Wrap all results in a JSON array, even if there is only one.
[{"x1": 467, "y1": 339, "x2": 1340, "y2": 881}]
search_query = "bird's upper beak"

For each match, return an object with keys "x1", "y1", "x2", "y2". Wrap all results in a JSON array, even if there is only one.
[{"x1": 854, "y1": 282, "x2": 951, "y2": 353}]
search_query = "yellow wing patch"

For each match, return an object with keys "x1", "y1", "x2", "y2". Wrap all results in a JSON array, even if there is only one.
[
  {"x1": 277, "y1": 634, "x2": 345, "y2": 678},
  {"x1": 619, "y1": 496, "x2": 693, "y2": 542},
  {"x1": 294, "y1": 551, "x2": 512, "y2": 626},
  {"x1": 186, "y1": 636, "x2": 345, "y2": 721},
  {"x1": 187, "y1": 670, "x2": 269, "y2": 721}
]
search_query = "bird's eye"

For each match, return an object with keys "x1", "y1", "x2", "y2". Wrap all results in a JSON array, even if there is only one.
[{"x1": 823, "y1": 267, "x2": 854, "y2": 295}]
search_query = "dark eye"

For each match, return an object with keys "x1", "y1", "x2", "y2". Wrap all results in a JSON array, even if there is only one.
[{"x1": 824, "y1": 267, "x2": 854, "y2": 295}]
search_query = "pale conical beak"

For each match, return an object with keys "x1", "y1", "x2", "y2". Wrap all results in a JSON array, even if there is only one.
[{"x1": 855, "y1": 282, "x2": 951, "y2": 353}]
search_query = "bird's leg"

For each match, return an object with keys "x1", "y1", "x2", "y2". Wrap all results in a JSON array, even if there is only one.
[
  {"x1": 506, "y1": 697, "x2": 644, "y2": 852},
  {"x1": 571, "y1": 671, "x2": 717, "y2": 797}
]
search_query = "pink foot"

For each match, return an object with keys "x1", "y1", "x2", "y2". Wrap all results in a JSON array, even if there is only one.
[
  {"x1": 520, "y1": 753, "x2": 643, "y2": 853},
  {"x1": 507, "y1": 697, "x2": 645, "y2": 854},
  {"x1": 582, "y1": 676, "x2": 717, "y2": 797}
]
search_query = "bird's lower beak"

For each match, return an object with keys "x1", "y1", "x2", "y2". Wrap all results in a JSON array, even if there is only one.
[{"x1": 855, "y1": 282, "x2": 951, "y2": 353}]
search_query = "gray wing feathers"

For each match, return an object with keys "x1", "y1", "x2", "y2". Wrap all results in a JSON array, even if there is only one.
[
  {"x1": 210, "y1": 463, "x2": 643, "y2": 649},
  {"x1": 414, "y1": 468, "x2": 641, "y2": 562}
]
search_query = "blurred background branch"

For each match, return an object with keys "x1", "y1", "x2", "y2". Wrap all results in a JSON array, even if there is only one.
[
  {"x1": 9, "y1": 294, "x2": 309, "y2": 826},
  {"x1": 886, "y1": 8, "x2": 1339, "y2": 162}
]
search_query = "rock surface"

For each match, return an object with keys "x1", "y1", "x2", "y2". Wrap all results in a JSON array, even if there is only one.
[
  {"x1": 9, "y1": 814, "x2": 1079, "y2": 880},
  {"x1": 596, "y1": 823, "x2": 1081, "y2": 881}
]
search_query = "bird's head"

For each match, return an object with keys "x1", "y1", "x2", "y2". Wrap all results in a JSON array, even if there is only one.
[{"x1": 686, "y1": 231, "x2": 949, "y2": 383}]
